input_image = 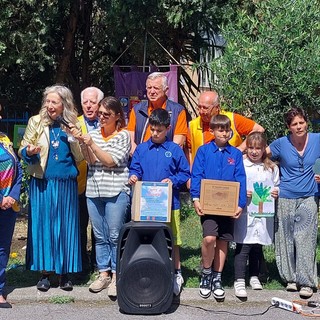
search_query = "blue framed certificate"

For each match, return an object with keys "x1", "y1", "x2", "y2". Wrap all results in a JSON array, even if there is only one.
[{"x1": 131, "y1": 181, "x2": 172, "y2": 222}]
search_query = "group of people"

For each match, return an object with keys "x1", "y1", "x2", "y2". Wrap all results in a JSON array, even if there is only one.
[{"x1": 0, "y1": 72, "x2": 319, "y2": 308}]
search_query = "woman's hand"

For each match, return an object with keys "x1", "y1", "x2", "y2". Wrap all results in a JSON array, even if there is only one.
[
  {"x1": 68, "y1": 124, "x2": 83, "y2": 142},
  {"x1": 26, "y1": 144, "x2": 41, "y2": 156},
  {"x1": 1, "y1": 196, "x2": 16, "y2": 210},
  {"x1": 315, "y1": 175, "x2": 320, "y2": 183},
  {"x1": 81, "y1": 133, "x2": 93, "y2": 147}
]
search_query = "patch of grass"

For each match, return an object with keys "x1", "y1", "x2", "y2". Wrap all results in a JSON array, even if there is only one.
[
  {"x1": 6, "y1": 268, "x2": 40, "y2": 287},
  {"x1": 48, "y1": 295, "x2": 75, "y2": 304},
  {"x1": 180, "y1": 210, "x2": 202, "y2": 288}
]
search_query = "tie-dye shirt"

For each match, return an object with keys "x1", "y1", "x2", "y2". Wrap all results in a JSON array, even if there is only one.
[{"x1": 0, "y1": 134, "x2": 17, "y2": 198}]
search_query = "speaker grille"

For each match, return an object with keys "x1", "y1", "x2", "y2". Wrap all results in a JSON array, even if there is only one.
[{"x1": 121, "y1": 257, "x2": 172, "y2": 307}]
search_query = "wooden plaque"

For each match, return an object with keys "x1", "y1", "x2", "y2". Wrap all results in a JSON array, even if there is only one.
[{"x1": 200, "y1": 179, "x2": 240, "y2": 216}]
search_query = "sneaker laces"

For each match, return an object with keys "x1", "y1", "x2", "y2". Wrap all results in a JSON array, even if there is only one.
[{"x1": 200, "y1": 273, "x2": 212, "y2": 287}]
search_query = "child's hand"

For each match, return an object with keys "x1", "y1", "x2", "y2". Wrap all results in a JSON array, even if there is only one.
[
  {"x1": 271, "y1": 187, "x2": 279, "y2": 198},
  {"x1": 161, "y1": 178, "x2": 172, "y2": 184},
  {"x1": 315, "y1": 175, "x2": 320, "y2": 183},
  {"x1": 193, "y1": 200, "x2": 204, "y2": 216},
  {"x1": 247, "y1": 190, "x2": 253, "y2": 198},
  {"x1": 128, "y1": 175, "x2": 138, "y2": 185},
  {"x1": 233, "y1": 207, "x2": 243, "y2": 219}
]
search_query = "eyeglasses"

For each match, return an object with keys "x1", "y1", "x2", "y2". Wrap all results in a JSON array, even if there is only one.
[
  {"x1": 298, "y1": 156, "x2": 304, "y2": 172},
  {"x1": 98, "y1": 111, "x2": 114, "y2": 119}
]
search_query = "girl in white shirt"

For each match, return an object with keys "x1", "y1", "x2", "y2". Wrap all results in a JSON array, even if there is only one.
[{"x1": 233, "y1": 132, "x2": 279, "y2": 299}]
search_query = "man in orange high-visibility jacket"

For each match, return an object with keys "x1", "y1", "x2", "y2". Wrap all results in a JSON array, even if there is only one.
[{"x1": 187, "y1": 91, "x2": 264, "y2": 165}]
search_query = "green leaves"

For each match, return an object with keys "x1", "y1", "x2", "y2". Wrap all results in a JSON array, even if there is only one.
[{"x1": 209, "y1": 0, "x2": 320, "y2": 141}]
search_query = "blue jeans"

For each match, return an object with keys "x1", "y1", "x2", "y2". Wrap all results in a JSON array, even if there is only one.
[{"x1": 87, "y1": 192, "x2": 130, "y2": 273}]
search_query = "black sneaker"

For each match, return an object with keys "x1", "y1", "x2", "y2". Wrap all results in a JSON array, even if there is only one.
[
  {"x1": 199, "y1": 272, "x2": 213, "y2": 298},
  {"x1": 212, "y1": 280, "x2": 225, "y2": 299}
]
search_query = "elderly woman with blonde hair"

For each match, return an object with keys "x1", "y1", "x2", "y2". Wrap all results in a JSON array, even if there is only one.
[{"x1": 19, "y1": 85, "x2": 83, "y2": 292}]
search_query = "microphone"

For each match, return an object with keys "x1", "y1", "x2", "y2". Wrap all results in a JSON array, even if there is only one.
[{"x1": 56, "y1": 115, "x2": 72, "y2": 129}]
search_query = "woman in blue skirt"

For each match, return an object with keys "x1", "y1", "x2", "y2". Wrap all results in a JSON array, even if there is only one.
[{"x1": 18, "y1": 85, "x2": 83, "y2": 291}]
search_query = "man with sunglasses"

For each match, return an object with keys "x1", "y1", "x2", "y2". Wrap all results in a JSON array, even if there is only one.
[
  {"x1": 187, "y1": 91, "x2": 264, "y2": 164},
  {"x1": 77, "y1": 87, "x2": 104, "y2": 278}
]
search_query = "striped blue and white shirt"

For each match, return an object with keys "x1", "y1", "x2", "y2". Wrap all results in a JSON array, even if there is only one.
[{"x1": 86, "y1": 129, "x2": 131, "y2": 198}]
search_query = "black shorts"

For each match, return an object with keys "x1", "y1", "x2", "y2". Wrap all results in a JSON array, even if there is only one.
[{"x1": 201, "y1": 215, "x2": 234, "y2": 242}]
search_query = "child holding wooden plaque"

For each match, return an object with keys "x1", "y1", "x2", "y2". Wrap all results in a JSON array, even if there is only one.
[{"x1": 190, "y1": 114, "x2": 247, "y2": 301}]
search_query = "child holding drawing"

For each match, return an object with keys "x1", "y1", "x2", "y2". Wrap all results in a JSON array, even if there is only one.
[{"x1": 233, "y1": 132, "x2": 279, "y2": 298}]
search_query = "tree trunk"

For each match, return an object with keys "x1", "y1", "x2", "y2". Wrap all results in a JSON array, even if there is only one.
[
  {"x1": 55, "y1": 0, "x2": 80, "y2": 84},
  {"x1": 81, "y1": 0, "x2": 93, "y2": 88}
]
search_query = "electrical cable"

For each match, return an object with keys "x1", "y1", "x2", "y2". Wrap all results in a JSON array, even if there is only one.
[
  {"x1": 174, "y1": 302, "x2": 277, "y2": 317},
  {"x1": 292, "y1": 300, "x2": 320, "y2": 317}
]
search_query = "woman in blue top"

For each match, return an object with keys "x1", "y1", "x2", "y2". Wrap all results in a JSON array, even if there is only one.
[
  {"x1": 268, "y1": 107, "x2": 320, "y2": 299},
  {"x1": 18, "y1": 85, "x2": 83, "y2": 292},
  {"x1": 0, "y1": 105, "x2": 22, "y2": 308}
]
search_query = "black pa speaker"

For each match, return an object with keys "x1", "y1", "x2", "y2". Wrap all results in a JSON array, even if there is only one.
[{"x1": 117, "y1": 221, "x2": 174, "y2": 314}]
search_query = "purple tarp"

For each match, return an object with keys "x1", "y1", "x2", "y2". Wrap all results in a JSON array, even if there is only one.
[{"x1": 113, "y1": 65, "x2": 179, "y2": 102}]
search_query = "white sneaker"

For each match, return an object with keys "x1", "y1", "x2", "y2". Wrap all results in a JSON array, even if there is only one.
[
  {"x1": 173, "y1": 273, "x2": 184, "y2": 296},
  {"x1": 299, "y1": 286, "x2": 313, "y2": 298},
  {"x1": 234, "y1": 279, "x2": 247, "y2": 298},
  {"x1": 249, "y1": 276, "x2": 262, "y2": 290}
]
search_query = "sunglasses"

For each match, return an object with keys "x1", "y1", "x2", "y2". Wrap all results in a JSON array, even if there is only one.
[{"x1": 98, "y1": 111, "x2": 115, "y2": 119}]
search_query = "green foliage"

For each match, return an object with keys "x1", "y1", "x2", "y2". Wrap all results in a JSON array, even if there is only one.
[
  {"x1": 0, "y1": 0, "x2": 237, "y2": 114},
  {"x1": 48, "y1": 296, "x2": 75, "y2": 304},
  {"x1": 209, "y1": 0, "x2": 320, "y2": 141},
  {"x1": 19, "y1": 159, "x2": 30, "y2": 209},
  {"x1": 180, "y1": 203, "x2": 196, "y2": 221}
]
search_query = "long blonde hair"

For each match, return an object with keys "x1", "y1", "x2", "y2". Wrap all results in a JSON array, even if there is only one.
[
  {"x1": 246, "y1": 132, "x2": 276, "y2": 171},
  {"x1": 39, "y1": 85, "x2": 78, "y2": 126}
]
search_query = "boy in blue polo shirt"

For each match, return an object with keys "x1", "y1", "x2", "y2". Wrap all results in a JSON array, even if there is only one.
[
  {"x1": 128, "y1": 108, "x2": 190, "y2": 296},
  {"x1": 190, "y1": 114, "x2": 246, "y2": 301}
]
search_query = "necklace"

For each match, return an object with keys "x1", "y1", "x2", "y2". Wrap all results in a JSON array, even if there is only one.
[{"x1": 51, "y1": 126, "x2": 61, "y2": 161}]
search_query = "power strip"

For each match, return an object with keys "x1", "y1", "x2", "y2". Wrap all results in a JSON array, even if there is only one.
[{"x1": 271, "y1": 297, "x2": 302, "y2": 313}]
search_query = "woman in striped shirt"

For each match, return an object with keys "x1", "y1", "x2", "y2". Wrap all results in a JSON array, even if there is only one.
[{"x1": 76, "y1": 96, "x2": 130, "y2": 297}]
